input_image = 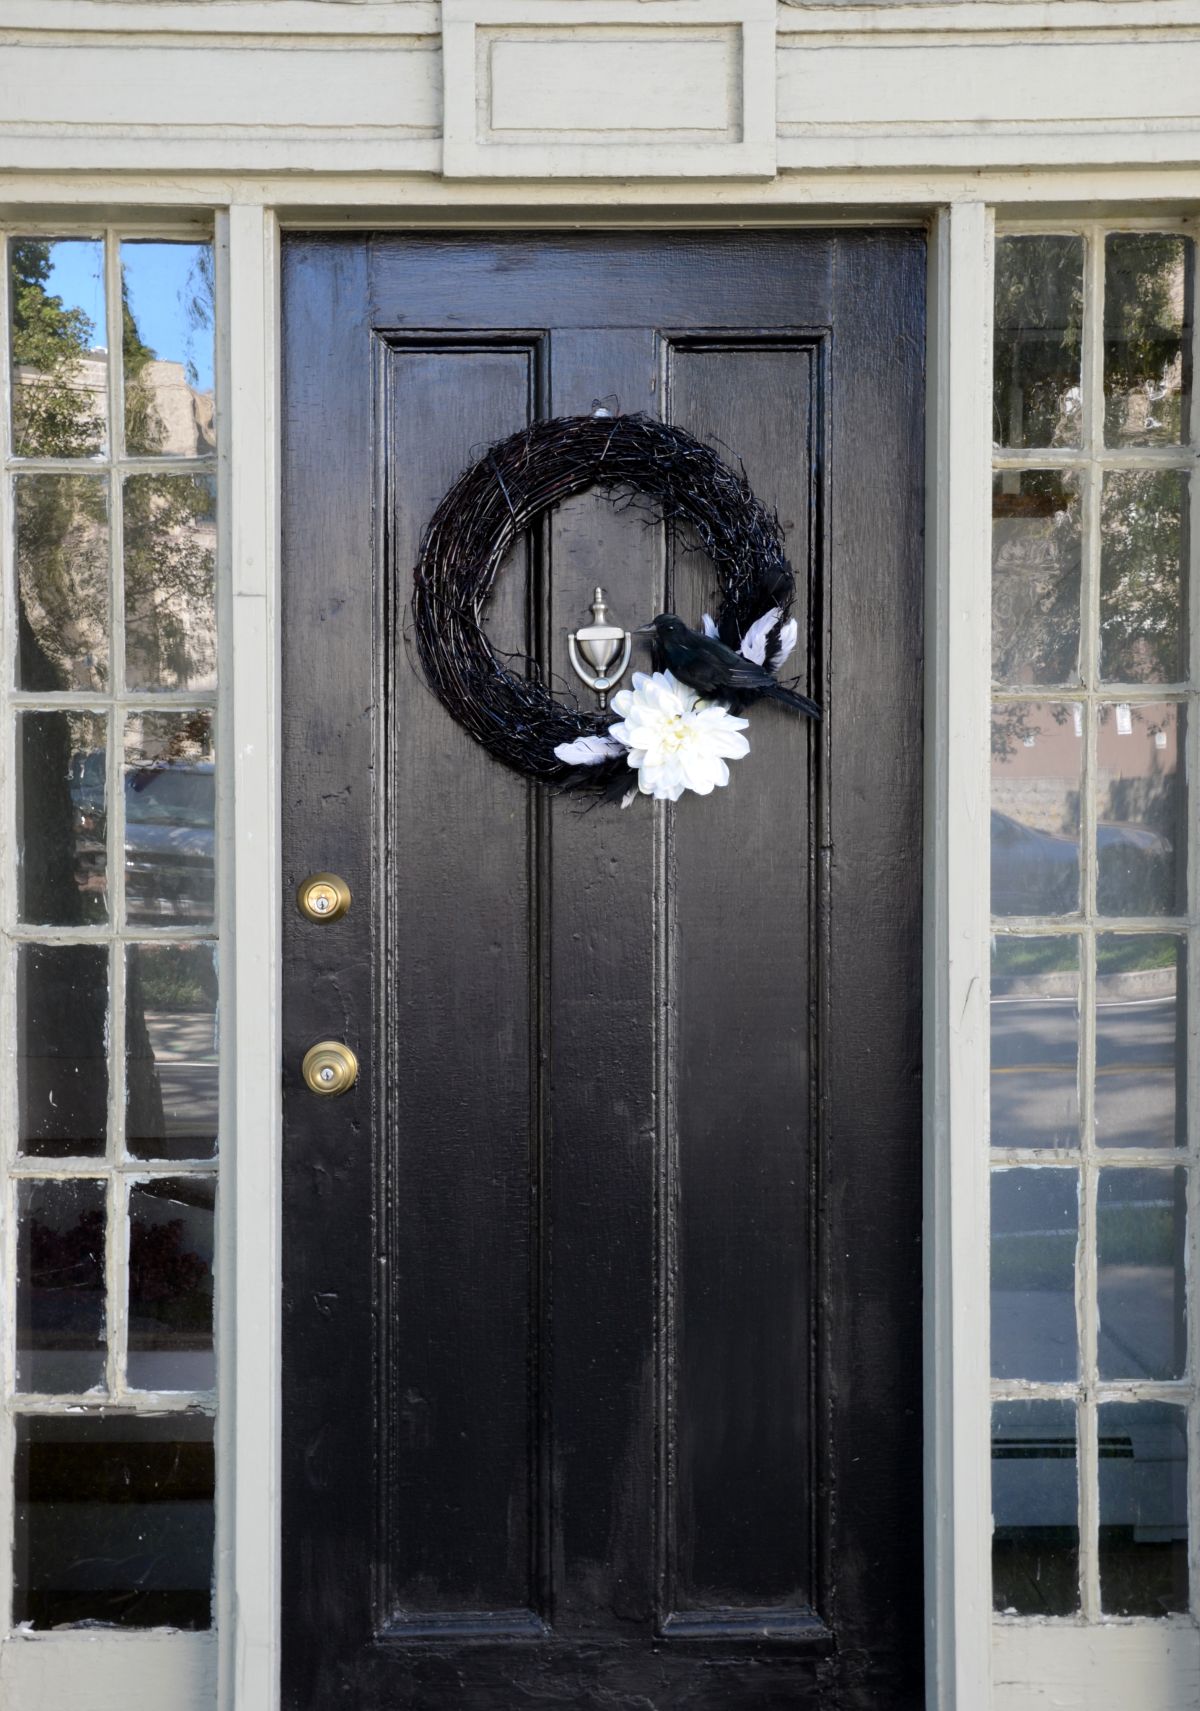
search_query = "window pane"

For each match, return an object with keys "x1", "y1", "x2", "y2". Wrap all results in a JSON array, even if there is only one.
[
  {"x1": 1097, "y1": 935, "x2": 1186, "y2": 1148},
  {"x1": 123, "y1": 474, "x2": 217, "y2": 693},
  {"x1": 127, "y1": 943, "x2": 218, "y2": 1160},
  {"x1": 1100, "y1": 470, "x2": 1187, "y2": 685},
  {"x1": 1096, "y1": 703, "x2": 1185, "y2": 917},
  {"x1": 18, "y1": 944, "x2": 108, "y2": 1158},
  {"x1": 991, "y1": 1167, "x2": 1079, "y2": 1381},
  {"x1": 16, "y1": 1178, "x2": 107, "y2": 1394},
  {"x1": 121, "y1": 241, "x2": 215, "y2": 458},
  {"x1": 1097, "y1": 1167, "x2": 1187, "y2": 1382},
  {"x1": 128, "y1": 1177, "x2": 215, "y2": 1392},
  {"x1": 1104, "y1": 234, "x2": 1193, "y2": 447},
  {"x1": 9, "y1": 237, "x2": 107, "y2": 459},
  {"x1": 993, "y1": 235, "x2": 1083, "y2": 449},
  {"x1": 18, "y1": 710, "x2": 107, "y2": 925},
  {"x1": 13, "y1": 1412, "x2": 214, "y2": 1629},
  {"x1": 15, "y1": 474, "x2": 109, "y2": 691},
  {"x1": 991, "y1": 702, "x2": 1082, "y2": 917},
  {"x1": 124, "y1": 712, "x2": 214, "y2": 927},
  {"x1": 991, "y1": 936, "x2": 1079, "y2": 1151},
  {"x1": 992, "y1": 1400, "x2": 1079, "y2": 1615},
  {"x1": 992, "y1": 470, "x2": 1082, "y2": 687},
  {"x1": 1099, "y1": 1401, "x2": 1189, "y2": 1616}
]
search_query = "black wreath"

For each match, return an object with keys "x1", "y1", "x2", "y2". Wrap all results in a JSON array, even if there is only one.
[{"x1": 412, "y1": 412, "x2": 798, "y2": 791}]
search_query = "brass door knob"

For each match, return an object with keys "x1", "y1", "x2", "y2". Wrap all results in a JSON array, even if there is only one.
[
  {"x1": 302, "y1": 1041, "x2": 358, "y2": 1097},
  {"x1": 297, "y1": 872, "x2": 351, "y2": 923}
]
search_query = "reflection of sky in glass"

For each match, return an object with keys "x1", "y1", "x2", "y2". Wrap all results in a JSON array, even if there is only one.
[
  {"x1": 42, "y1": 241, "x2": 105, "y2": 353},
  {"x1": 47, "y1": 241, "x2": 214, "y2": 391}
]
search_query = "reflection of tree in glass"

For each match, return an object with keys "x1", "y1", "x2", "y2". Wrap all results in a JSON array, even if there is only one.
[
  {"x1": 993, "y1": 236, "x2": 1083, "y2": 447},
  {"x1": 1100, "y1": 472, "x2": 1185, "y2": 683},
  {"x1": 28, "y1": 1209, "x2": 104, "y2": 1295},
  {"x1": 1096, "y1": 936, "x2": 1177, "y2": 973},
  {"x1": 1104, "y1": 235, "x2": 1191, "y2": 445},
  {"x1": 10, "y1": 240, "x2": 104, "y2": 458},
  {"x1": 16, "y1": 476, "x2": 108, "y2": 692},
  {"x1": 122, "y1": 276, "x2": 216, "y2": 690},
  {"x1": 130, "y1": 1215, "x2": 209, "y2": 1331},
  {"x1": 992, "y1": 935, "x2": 1078, "y2": 977},
  {"x1": 993, "y1": 474, "x2": 1081, "y2": 684},
  {"x1": 136, "y1": 944, "x2": 217, "y2": 1013},
  {"x1": 124, "y1": 474, "x2": 216, "y2": 691},
  {"x1": 124, "y1": 244, "x2": 214, "y2": 455},
  {"x1": 991, "y1": 701, "x2": 1074, "y2": 763}
]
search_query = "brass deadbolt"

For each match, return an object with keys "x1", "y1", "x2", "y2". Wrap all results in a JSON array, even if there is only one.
[
  {"x1": 302, "y1": 1041, "x2": 359, "y2": 1097},
  {"x1": 297, "y1": 872, "x2": 351, "y2": 923}
]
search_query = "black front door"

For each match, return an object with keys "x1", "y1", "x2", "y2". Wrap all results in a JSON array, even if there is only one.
[{"x1": 280, "y1": 230, "x2": 925, "y2": 1709}]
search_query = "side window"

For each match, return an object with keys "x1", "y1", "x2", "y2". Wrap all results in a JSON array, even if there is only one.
[
  {"x1": 4, "y1": 232, "x2": 219, "y2": 1632},
  {"x1": 990, "y1": 227, "x2": 1194, "y2": 1621}
]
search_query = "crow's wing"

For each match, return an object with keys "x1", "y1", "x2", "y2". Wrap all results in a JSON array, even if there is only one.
[{"x1": 704, "y1": 643, "x2": 776, "y2": 690}]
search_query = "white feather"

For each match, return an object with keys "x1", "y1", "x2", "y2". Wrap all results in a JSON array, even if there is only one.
[
  {"x1": 739, "y1": 607, "x2": 782, "y2": 666},
  {"x1": 771, "y1": 617, "x2": 799, "y2": 671},
  {"x1": 553, "y1": 734, "x2": 626, "y2": 767},
  {"x1": 620, "y1": 786, "x2": 639, "y2": 810},
  {"x1": 700, "y1": 612, "x2": 719, "y2": 639}
]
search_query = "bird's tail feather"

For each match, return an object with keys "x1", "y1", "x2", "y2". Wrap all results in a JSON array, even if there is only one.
[{"x1": 761, "y1": 680, "x2": 822, "y2": 719}]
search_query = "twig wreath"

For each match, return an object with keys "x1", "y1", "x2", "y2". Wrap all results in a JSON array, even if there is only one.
[{"x1": 412, "y1": 412, "x2": 817, "y2": 803}]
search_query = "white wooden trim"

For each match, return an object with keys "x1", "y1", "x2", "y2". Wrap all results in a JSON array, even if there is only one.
[
  {"x1": 0, "y1": 1633, "x2": 217, "y2": 1711},
  {"x1": 924, "y1": 198, "x2": 996, "y2": 1711},
  {"x1": 440, "y1": 0, "x2": 777, "y2": 179},
  {"x1": 993, "y1": 1622, "x2": 1200, "y2": 1709},
  {"x1": 221, "y1": 201, "x2": 282, "y2": 1711}
]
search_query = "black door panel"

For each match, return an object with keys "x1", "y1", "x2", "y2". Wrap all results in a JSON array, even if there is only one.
[{"x1": 281, "y1": 231, "x2": 925, "y2": 1709}]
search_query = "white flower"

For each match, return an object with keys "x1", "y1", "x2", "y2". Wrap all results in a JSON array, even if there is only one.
[{"x1": 608, "y1": 670, "x2": 750, "y2": 802}]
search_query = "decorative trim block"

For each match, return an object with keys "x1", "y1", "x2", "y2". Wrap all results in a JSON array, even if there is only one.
[{"x1": 441, "y1": 0, "x2": 776, "y2": 178}]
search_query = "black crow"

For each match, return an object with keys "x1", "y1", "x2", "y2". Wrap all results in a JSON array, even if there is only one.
[{"x1": 639, "y1": 614, "x2": 821, "y2": 719}]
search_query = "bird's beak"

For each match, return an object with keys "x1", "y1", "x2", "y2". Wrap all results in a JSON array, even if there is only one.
[{"x1": 634, "y1": 623, "x2": 656, "y2": 636}]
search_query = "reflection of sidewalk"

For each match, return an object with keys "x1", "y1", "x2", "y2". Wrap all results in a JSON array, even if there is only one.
[
  {"x1": 136, "y1": 1010, "x2": 218, "y2": 1142},
  {"x1": 144, "y1": 1010, "x2": 218, "y2": 1062},
  {"x1": 993, "y1": 968, "x2": 1177, "y2": 1002}
]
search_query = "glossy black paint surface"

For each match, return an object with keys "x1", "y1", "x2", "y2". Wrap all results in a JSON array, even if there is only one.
[{"x1": 281, "y1": 231, "x2": 926, "y2": 1709}]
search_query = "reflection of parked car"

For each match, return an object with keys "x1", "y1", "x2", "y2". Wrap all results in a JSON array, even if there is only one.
[
  {"x1": 991, "y1": 811, "x2": 1078, "y2": 915},
  {"x1": 125, "y1": 763, "x2": 215, "y2": 924},
  {"x1": 991, "y1": 809, "x2": 1172, "y2": 916},
  {"x1": 1097, "y1": 821, "x2": 1176, "y2": 915}
]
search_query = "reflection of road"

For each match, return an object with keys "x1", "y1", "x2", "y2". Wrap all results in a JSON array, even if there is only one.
[
  {"x1": 991, "y1": 997, "x2": 1077, "y2": 1148},
  {"x1": 992, "y1": 1153, "x2": 1183, "y2": 1386},
  {"x1": 1096, "y1": 997, "x2": 1179, "y2": 1148},
  {"x1": 142, "y1": 1011, "x2": 218, "y2": 1142},
  {"x1": 991, "y1": 996, "x2": 1177, "y2": 1149},
  {"x1": 1097, "y1": 1263, "x2": 1179, "y2": 1381},
  {"x1": 993, "y1": 1272, "x2": 1179, "y2": 1384}
]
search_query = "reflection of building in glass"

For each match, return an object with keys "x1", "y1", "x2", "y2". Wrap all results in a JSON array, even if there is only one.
[
  {"x1": 16, "y1": 348, "x2": 214, "y2": 457},
  {"x1": 15, "y1": 348, "x2": 217, "y2": 698}
]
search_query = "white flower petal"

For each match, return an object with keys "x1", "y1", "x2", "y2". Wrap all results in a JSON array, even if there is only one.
[
  {"x1": 705, "y1": 728, "x2": 751, "y2": 759},
  {"x1": 680, "y1": 749, "x2": 719, "y2": 794},
  {"x1": 701, "y1": 612, "x2": 719, "y2": 639},
  {"x1": 601, "y1": 665, "x2": 750, "y2": 803}
]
